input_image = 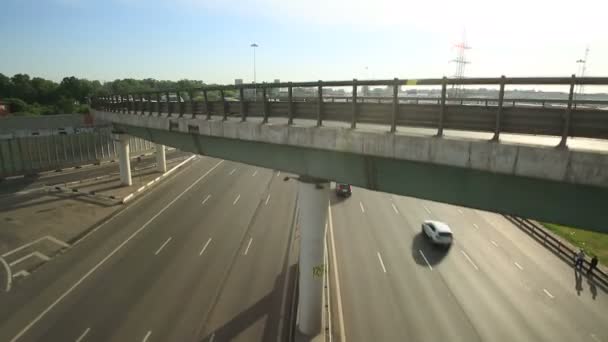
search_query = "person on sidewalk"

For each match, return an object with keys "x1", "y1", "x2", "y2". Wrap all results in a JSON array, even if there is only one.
[
  {"x1": 575, "y1": 249, "x2": 585, "y2": 270},
  {"x1": 587, "y1": 255, "x2": 599, "y2": 276}
]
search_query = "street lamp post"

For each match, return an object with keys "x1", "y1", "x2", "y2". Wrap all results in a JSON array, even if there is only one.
[{"x1": 251, "y1": 43, "x2": 258, "y2": 101}]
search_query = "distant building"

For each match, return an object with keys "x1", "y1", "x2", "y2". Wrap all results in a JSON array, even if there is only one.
[
  {"x1": 0, "y1": 101, "x2": 9, "y2": 117},
  {"x1": 234, "y1": 79, "x2": 243, "y2": 85}
]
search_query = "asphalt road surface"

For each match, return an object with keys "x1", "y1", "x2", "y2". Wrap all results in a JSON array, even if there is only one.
[
  {"x1": 2, "y1": 154, "x2": 607, "y2": 342},
  {"x1": 0, "y1": 157, "x2": 298, "y2": 342},
  {"x1": 330, "y1": 186, "x2": 608, "y2": 342}
]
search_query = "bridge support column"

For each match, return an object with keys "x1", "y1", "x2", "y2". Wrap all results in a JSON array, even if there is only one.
[
  {"x1": 155, "y1": 143, "x2": 166, "y2": 173},
  {"x1": 297, "y1": 177, "x2": 329, "y2": 336},
  {"x1": 112, "y1": 133, "x2": 132, "y2": 186}
]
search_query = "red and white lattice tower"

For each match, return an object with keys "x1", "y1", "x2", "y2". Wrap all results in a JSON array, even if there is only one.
[{"x1": 450, "y1": 33, "x2": 471, "y2": 98}]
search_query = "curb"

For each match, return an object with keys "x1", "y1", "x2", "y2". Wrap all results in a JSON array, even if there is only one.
[
  {"x1": 48, "y1": 185, "x2": 121, "y2": 204},
  {"x1": 122, "y1": 155, "x2": 196, "y2": 204}
]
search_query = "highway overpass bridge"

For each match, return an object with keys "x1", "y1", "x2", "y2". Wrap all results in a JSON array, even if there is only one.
[{"x1": 92, "y1": 75, "x2": 608, "y2": 232}]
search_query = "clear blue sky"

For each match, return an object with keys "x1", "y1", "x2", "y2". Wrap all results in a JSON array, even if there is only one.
[{"x1": 2, "y1": 0, "x2": 606, "y2": 86}]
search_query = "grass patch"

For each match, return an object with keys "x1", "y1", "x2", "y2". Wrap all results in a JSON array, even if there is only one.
[{"x1": 543, "y1": 223, "x2": 608, "y2": 265}]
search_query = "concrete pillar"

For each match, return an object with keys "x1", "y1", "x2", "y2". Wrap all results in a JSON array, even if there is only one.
[
  {"x1": 155, "y1": 144, "x2": 167, "y2": 173},
  {"x1": 297, "y1": 177, "x2": 330, "y2": 336},
  {"x1": 112, "y1": 133, "x2": 132, "y2": 186}
]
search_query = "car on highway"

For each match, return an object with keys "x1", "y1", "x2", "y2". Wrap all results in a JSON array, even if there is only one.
[
  {"x1": 335, "y1": 183, "x2": 352, "y2": 197},
  {"x1": 421, "y1": 220, "x2": 453, "y2": 246}
]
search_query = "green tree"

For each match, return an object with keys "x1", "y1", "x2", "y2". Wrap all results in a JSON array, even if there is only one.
[
  {"x1": 10, "y1": 74, "x2": 36, "y2": 103},
  {"x1": 58, "y1": 76, "x2": 91, "y2": 103},
  {"x1": 31, "y1": 77, "x2": 58, "y2": 104},
  {"x1": 0, "y1": 73, "x2": 11, "y2": 97},
  {"x1": 56, "y1": 96, "x2": 75, "y2": 114}
]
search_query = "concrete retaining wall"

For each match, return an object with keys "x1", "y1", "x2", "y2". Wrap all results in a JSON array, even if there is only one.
[{"x1": 0, "y1": 127, "x2": 155, "y2": 178}]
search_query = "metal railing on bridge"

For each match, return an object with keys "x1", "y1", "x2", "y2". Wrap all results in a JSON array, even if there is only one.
[{"x1": 92, "y1": 75, "x2": 608, "y2": 146}]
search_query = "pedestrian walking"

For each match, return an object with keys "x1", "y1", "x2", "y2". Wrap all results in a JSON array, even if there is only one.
[
  {"x1": 575, "y1": 249, "x2": 585, "y2": 270},
  {"x1": 588, "y1": 255, "x2": 599, "y2": 276}
]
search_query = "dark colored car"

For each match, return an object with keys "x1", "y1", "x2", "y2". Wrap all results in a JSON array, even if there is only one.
[{"x1": 335, "y1": 183, "x2": 352, "y2": 197}]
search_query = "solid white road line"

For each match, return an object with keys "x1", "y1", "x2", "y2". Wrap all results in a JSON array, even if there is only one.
[
  {"x1": 419, "y1": 250, "x2": 433, "y2": 271},
  {"x1": 590, "y1": 333, "x2": 601, "y2": 342},
  {"x1": 0, "y1": 256, "x2": 12, "y2": 292},
  {"x1": 328, "y1": 205, "x2": 346, "y2": 342},
  {"x1": 202, "y1": 194, "x2": 211, "y2": 205},
  {"x1": 244, "y1": 238, "x2": 253, "y2": 255},
  {"x1": 13, "y1": 270, "x2": 30, "y2": 278},
  {"x1": 391, "y1": 203, "x2": 399, "y2": 214},
  {"x1": 229, "y1": 168, "x2": 237, "y2": 175},
  {"x1": 473, "y1": 223, "x2": 479, "y2": 230},
  {"x1": 142, "y1": 330, "x2": 151, "y2": 342},
  {"x1": 46, "y1": 236, "x2": 70, "y2": 248},
  {"x1": 359, "y1": 201, "x2": 365, "y2": 213},
  {"x1": 209, "y1": 333, "x2": 215, "y2": 342},
  {"x1": 9, "y1": 252, "x2": 51, "y2": 267},
  {"x1": 3, "y1": 235, "x2": 69, "y2": 258},
  {"x1": 460, "y1": 250, "x2": 479, "y2": 270},
  {"x1": 514, "y1": 262, "x2": 524, "y2": 270},
  {"x1": 377, "y1": 252, "x2": 387, "y2": 273},
  {"x1": 233, "y1": 194, "x2": 241, "y2": 205},
  {"x1": 75, "y1": 328, "x2": 90, "y2": 342},
  {"x1": 252, "y1": 170, "x2": 258, "y2": 177},
  {"x1": 543, "y1": 289, "x2": 555, "y2": 299},
  {"x1": 424, "y1": 206, "x2": 431, "y2": 214},
  {"x1": 276, "y1": 171, "x2": 281, "y2": 177},
  {"x1": 324, "y1": 234, "x2": 333, "y2": 342},
  {"x1": 200, "y1": 238, "x2": 212, "y2": 256},
  {"x1": 458, "y1": 209, "x2": 463, "y2": 214},
  {"x1": 7, "y1": 160, "x2": 224, "y2": 342},
  {"x1": 154, "y1": 237, "x2": 172, "y2": 255},
  {"x1": 491, "y1": 240, "x2": 499, "y2": 247},
  {"x1": 265, "y1": 194, "x2": 270, "y2": 205}
]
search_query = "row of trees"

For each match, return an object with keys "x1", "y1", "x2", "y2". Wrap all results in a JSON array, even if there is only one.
[{"x1": 0, "y1": 74, "x2": 211, "y2": 116}]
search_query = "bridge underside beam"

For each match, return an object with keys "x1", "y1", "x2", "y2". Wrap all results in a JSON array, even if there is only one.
[{"x1": 117, "y1": 124, "x2": 608, "y2": 233}]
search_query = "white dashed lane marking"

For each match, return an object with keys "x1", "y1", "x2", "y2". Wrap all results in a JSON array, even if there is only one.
[
  {"x1": 391, "y1": 203, "x2": 399, "y2": 214},
  {"x1": 154, "y1": 237, "x2": 172, "y2": 255},
  {"x1": 460, "y1": 250, "x2": 479, "y2": 270},
  {"x1": 377, "y1": 252, "x2": 387, "y2": 273},
  {"x1": 75, "y1": 328, "x2": 90, "y2": 342}
]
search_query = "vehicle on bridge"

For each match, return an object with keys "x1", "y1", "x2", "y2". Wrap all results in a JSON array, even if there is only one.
[
  {"x1": 422, "y1": 220, "x2": 453, "y2": 246},
  {"x1": 335, "y1": 183, "x2": 352, "y2": 197}
]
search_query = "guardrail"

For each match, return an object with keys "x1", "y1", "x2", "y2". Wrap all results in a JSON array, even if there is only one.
[
  {"x1": 504, "y1": 215, "x2": 608, "y2": 288},
  {"x1": 92, "y1": 75, "x2": 608, "y2": 146}
]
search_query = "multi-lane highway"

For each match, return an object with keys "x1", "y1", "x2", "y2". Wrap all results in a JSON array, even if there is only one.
[
  {"x1": 329, "y1": 187, "x2": 608, "y2": 342},
  {"x1": 1, "y1": 154, "x2": 607, "y2": 342},
  {"x1": 0, "y1": 157, "x2": 298, "y2": 342}
]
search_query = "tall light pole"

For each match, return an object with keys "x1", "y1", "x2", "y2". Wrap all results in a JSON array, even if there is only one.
[{"x1": 251, "y1": 43, "x2": 258, "y2": 100}]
